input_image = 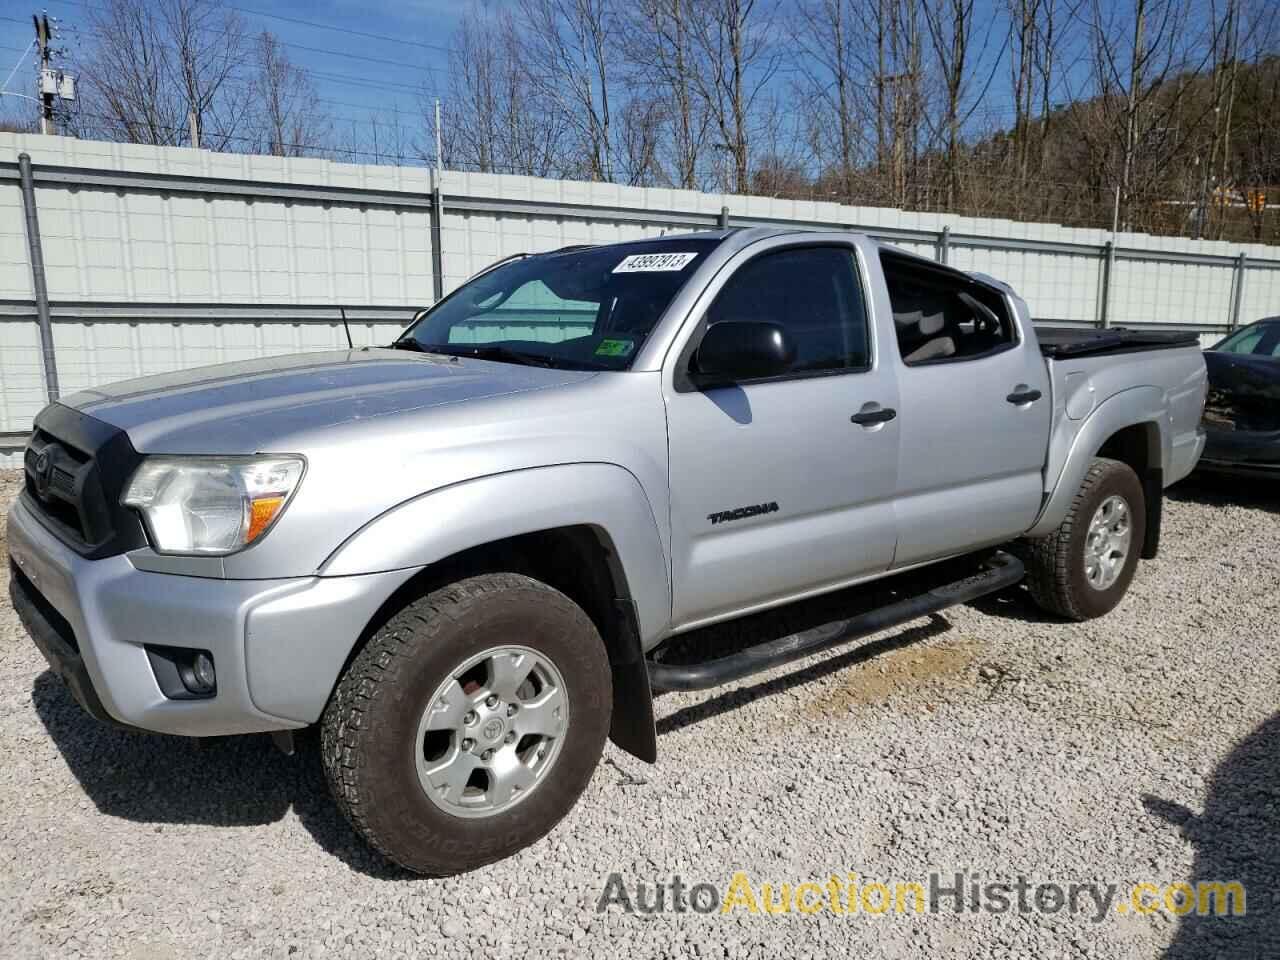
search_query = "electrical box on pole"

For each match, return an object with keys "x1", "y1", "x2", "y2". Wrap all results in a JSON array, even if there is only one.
[{"x1": 31, "y1": 13, "x2": 77, "y2": 134}]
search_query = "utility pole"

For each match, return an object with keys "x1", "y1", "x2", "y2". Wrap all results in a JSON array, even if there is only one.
[
  {"x1": 33, "y1": 14, "x2": 53, "y2": 135},
  {"x1": 30, "y1": 13, "x2": 74, "y2": 136},
  {"x1": 434, "y1": 98, "x2": 443, "y2": 182}
]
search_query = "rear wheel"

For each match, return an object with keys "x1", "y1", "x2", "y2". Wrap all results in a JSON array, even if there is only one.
[
  {"x1": 1020, "y1": 457, "x2": 1146, "y2": 621},
  {"x1": 321, "y1": 573, "x2": 612, "y2": 875}
]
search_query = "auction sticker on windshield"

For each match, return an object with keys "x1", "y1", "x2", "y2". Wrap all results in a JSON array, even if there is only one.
[{"x1": 613, "y1": 252, "x2": 699, "y2": 273}]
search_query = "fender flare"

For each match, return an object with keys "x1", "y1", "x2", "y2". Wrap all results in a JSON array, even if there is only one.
[
  {"x1": 1026, "y1": 386, "x2": 1168, "y2": 539},
  {"x1": 321, "y1": 462, "x2": 670, "y2": 641},
  {"x1": 319, "y1": 462, "x2": 671, "y2": 762}
]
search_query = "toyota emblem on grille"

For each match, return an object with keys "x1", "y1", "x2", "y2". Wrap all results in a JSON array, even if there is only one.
[{"x1": 32, "y1": 449, "x2": 53, "y2": 497}]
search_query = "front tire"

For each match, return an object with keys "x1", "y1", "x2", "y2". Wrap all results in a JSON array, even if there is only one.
[
  {"x1": 1020, "y1": 457, "x2": 1146, "y2": 621},
  {"x1": 321, "y1": 573, "x2": 612, "y2": 875}
]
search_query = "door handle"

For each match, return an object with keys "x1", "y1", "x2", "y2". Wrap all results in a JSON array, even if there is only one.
[
  {"x1": 851, "y1": 407, "x2": 897, "y2": 426},
  {"x1": 1006, "y1": 389, "x2": 1042, "y2": 405}
]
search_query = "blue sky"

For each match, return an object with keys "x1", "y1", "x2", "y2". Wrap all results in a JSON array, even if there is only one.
[
  {"x1": 0, "y1": 0, "x2": 463, "y2": 136},
  {"x1": 0, "y1": 0, "x2": 1163, "y2": 159}
]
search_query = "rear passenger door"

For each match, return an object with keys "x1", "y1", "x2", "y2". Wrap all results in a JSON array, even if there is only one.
[
  {"x1": 881, "y1": 251, "x2": 1051, "y2": 567},
  {"x1": 663, "y1": 241, "x2": 900, "y2": 629}
]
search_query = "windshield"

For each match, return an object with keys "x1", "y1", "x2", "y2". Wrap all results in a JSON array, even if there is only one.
[
  {"x1": 396, "y1": 238, "x2": 719, "y2": 370},
  {"x1": 1213, "y1": 322, "x2": 1280, "y2": 357}
]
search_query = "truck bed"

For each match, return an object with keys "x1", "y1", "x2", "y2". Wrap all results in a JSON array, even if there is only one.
[{"x1": 1035, "y1": 326, "x2": 1201, "y2": 359}]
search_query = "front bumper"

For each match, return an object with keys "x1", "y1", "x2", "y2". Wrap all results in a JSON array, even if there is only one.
[
  {"x1": 7, "y1": 496, "x2": 407, "y2": 736},
  {"x1": 9, "y1": 563, "x2": 127, "y2": 729}
]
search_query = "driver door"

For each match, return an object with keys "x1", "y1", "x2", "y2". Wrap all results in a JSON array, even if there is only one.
[{"x1": 663, "y1": 241, "x2": 900, "y2": 629}]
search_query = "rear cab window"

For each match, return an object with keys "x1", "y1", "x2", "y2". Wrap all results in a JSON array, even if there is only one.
[{"x1": 881, "y1": 251, "x2": 1017, "y2": 366}]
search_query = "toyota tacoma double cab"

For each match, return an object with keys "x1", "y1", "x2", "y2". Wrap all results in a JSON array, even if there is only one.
[{"x1": 8, "y1": 228, "x2": 1207, "y2": 874}]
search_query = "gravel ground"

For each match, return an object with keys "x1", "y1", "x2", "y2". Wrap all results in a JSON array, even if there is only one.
[{"x1": 1, "y1": 467, "x2": 1277, "y2": 959}]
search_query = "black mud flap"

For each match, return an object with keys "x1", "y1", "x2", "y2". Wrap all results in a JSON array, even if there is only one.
[
  {"x1": 1141, "y1": 468, "x2": 1162, "y2": 560},
  {"x1": 607, "y1": 599, "x2": 657, "y2": 764}
]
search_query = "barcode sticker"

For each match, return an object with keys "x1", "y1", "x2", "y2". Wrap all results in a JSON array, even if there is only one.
[{"x1": 612, "y1": 252, "x2": 699, "y2": 273}]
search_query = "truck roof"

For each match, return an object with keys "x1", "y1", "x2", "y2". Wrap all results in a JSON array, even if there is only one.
[{"x1": 536, "y1": 226, "x2": 960, "y2": 261}]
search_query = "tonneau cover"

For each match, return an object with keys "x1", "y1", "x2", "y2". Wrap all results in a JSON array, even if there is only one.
[{"x1": 1035, "y1": 326, "x2": 1201, "y2": 359}]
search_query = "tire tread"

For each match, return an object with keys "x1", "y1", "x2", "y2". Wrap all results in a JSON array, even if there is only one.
[
  {"x1": 1020, "y1": 457, "x2": 1141, "y2": 621},
  {"x1": 320, "y1": 573, "x2": 591, "y2": 874}
]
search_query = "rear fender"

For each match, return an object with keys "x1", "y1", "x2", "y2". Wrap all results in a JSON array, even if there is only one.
[{"x1": 1028, "y1": 387, "x2": 1168, "y2": 538}]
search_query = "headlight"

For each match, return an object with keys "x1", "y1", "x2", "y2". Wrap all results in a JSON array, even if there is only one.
[{"x1": 122, "y1": 457, "x2": 304, "y2": 555}]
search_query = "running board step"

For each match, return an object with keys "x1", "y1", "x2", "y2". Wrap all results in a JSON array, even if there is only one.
[{"x1": 646, "y1": 550, "x2": 1024, "y2": 693}]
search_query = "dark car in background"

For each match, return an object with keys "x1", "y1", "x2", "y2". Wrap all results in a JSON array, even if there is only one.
[{"x1": 1200, "y1": 317, "x2": 1280, "y2": 477}]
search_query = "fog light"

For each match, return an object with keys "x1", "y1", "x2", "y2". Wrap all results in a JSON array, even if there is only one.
[
  {"x1": 191, "y1": 653, "x2": 216, "y2": 693},
  {"x1": 145, "y1": 645, "x2": 217, "y2": 700}
]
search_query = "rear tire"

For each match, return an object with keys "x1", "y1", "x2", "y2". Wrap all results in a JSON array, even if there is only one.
[
  {"x1": 1020, "y1": 457, "x2": 1146, "y2": 621},
  {"x1": 321, "y1": 573, "x2": 612, "y2": 875}
]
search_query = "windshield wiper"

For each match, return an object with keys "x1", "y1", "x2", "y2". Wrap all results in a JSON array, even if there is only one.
[
  {"x1": 389, "y1": 339, "x2": 612, "y2": 371},
  {"x1": 394, "y1": 342, "x2": 561, "y2": 368},
  {"x1": 456, "y1": 345, "x2": 562, "y2": 368},
  {"x1": 388, "y1": 338, "x2": 433, "y2": 353}
]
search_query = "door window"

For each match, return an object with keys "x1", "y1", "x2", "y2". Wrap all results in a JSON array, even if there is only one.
[
  {"x1": 882, "y1": 254, "x2": 1016, "y2": 365},
  {"x1": 700, "y1": 246, "x2": 870, "y2": 376}
]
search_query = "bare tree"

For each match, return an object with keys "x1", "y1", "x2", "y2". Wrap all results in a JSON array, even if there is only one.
[
  {"x1": 752, "y1": 91, "x2": 811, "y2": 197},
  {"x1": 1073, "y1": 0, "x2": 1206, "y2": 230},
  {"x1": 433, "y1": 6, "x2": 568, "y2": 177},
  {"x1": 923, "y1": 0, "x2": 998, "y2": 207},
  {"x1": 79, "y1": 0, "x2": 188, "y2": 145},
  {"x1": 1230, "y1": 0, "x2": 1280, "y2": 240},
  {"x1": 1033, "y1": 0, "x2": 1074, "y2": 161},
  {"x1": 852, "y1": 0, "x2": 929, "y2": 207},
  {"x1": 621, "y1": 0, "x2": 710, "y2": 189},
  {"x1": 44, "y1": 0, "x2": 1277, "y2": 242},
  {"x1": 436, "y1": 10, "x2": 505, "y2": 172},
  {"x1": 1008, "y1": 0, "x2": 1041, "y2": 178},
  {"x1": 616, "y1": 99, "x2": 665, "y2": 185},
  {"x1": 689, "y1": 0, "x2": 781, "y2": 194},
  {"x1": 248, "y1": 31, "x2": 329, "y2": 157},
  {"x1": 517, "y1": 0, "x2": 617, "y2": 181},
  {"x1": 80, "y1": 0, "x2": 252, "y2": 149},
  {"x1": 791, "y1": 0, "x2": 868, "y2": 201},
  {"x1": 1194, "y1": 0, "x2": 1243, "y2": 238},
  {"x1": 163, "y1": 0, "x2": 252, "y2": 148}
]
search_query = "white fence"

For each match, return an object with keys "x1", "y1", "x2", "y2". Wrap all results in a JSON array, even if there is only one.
[{"x1": 3, "y1": 131, "x2": 1280, "y2": 463}]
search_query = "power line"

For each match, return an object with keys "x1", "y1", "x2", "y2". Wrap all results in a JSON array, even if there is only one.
[
  {"x1": 71, "y1": 110, "x2": 427, "y2": 163},
  {"x1": 44, "y1": 0, "x2": 445, "y2": 74},
  {"x1": 223, "y1": 4, "x2": 450, "y2": 55},
  {"x1": 252, "y1": 38, "x2": 435, "y2": 73}
]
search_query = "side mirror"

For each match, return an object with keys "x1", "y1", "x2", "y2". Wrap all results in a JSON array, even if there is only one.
[{"x1": 691, "y1": 321, "x2": 794, "y2": 387}]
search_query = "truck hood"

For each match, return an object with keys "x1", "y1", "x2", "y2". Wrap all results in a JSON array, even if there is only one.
[{"x1": 60, "y1": 348, "x2": 597, "y2": 453}]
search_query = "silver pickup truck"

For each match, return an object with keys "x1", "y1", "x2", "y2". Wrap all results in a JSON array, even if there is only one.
[{"x1": 7, "y1": 227, "x2": 1206, "y2": 874}]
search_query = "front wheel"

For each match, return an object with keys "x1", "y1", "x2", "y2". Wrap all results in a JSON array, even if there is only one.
[
  {"x1": 1019, "y1": 457, "x2": 1146, "y2": 621},
  {"x1": 321, "y1": 573, "x2": 612, "y2": 875}
]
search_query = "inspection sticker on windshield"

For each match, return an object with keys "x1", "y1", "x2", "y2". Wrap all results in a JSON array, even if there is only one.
[
  {"x1": 595, "y1": 338, "x2": 635, "y2": 358},
  {"x1": 612, "y1": 252, "x2": 698, "y2": 273}
]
